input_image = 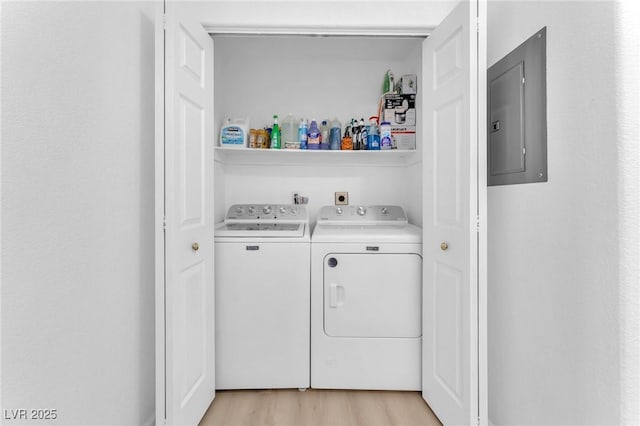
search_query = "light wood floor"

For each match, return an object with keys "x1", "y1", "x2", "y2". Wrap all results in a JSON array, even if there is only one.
[{"x1": 199, "y1": 389, "x2": 442, "y2": 426}]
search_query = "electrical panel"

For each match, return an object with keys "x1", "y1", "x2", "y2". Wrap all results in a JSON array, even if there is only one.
[{"x1": 488, "y1": 27, "x2": 547, "y2": 186}]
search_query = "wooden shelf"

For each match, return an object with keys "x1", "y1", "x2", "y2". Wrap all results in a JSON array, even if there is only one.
[{"x1": 214, "y1": 147, "x2": 419, "y2": 167}]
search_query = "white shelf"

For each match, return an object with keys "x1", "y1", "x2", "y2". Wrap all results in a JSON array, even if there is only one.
[{"x1": 214, "y1": 147, "x2": 419, "y2": 167}]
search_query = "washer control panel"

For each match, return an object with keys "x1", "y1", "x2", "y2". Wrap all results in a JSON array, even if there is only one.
[
  {"x1": 226, "y1": 204, "x2": 308, "y2": 222},
  {"x1": 317, "y1": 205, "x2": 408, "y2": 225}
]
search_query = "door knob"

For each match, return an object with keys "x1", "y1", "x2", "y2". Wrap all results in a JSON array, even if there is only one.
[
  {"x1": 192, "y1": 242, "x2": 200, "y2": 252},
  {"x1": 440, "y1": 242, "x2": 449, "y2": 251}
]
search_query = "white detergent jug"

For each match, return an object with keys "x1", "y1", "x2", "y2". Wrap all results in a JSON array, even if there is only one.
[{"x1": 220, "y1": 118, "x2": 249, "y2": 148}]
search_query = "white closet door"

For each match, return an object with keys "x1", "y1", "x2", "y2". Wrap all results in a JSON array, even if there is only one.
[
  {"x1": 422, "y1": 1, "x2": 479, "y2": 424},
  {"x1": 158, "y1": 4, "x2": 215, "y2": 425}
]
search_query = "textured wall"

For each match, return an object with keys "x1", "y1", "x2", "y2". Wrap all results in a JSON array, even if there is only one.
[
  {"x1": 487, "y1": 2, "x2": 623, "y2": 424},
  {"x1": 1, "y1": 2, "x2": 156, "y2": 424}
]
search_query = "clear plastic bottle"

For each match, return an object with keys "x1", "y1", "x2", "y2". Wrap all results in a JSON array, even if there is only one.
[
  {"x1": 329, "y1": 118, "x2": 341, "y2": 150},
  {"x1": 320, "y1": 120, "x2": 330, "y2": 150},
  {"x1": 281, "y1": 113, "x2": 298, "y2": 149},
  {"x1": 298, "y1": 118, "x2": 308, "y2": 150},
  {"x1": 308, "y1": 119, "x2": 321, "y2": 150},
  {"x1": 270, "y1": 115, "x2": 281, "y2": 149}
]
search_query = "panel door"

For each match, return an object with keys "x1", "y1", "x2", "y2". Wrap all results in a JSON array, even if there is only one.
[
  {"x1": 324, "y1": 253, "x2": 422, "y2": 338},
  {"x1": 422, "y1": 1, "x2": 482, "y2": 424},
  {"x1": 157, "y1": 3, "x2": 215, "y2": 425},
  {"x1": 215, "y1": 242, "x2": 310, "y2": 390}
]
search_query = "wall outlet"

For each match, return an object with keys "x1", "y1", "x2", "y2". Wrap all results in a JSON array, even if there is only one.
[{"x1": 335, "y1": 192, "x2": 349, "y2": 205}]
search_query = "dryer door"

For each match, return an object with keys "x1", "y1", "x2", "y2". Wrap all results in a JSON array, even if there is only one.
[{"x1": 323, "y1": 253, "x2": 422, "y2": 338}]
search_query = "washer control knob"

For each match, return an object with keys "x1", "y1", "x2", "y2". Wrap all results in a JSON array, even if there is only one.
[
  {"x1": 381, "y1": 207, "x2": 389, "y2": 215},
  {"x1": 336, "y1": 207, "x2": 343, "y2": 215},
  {"x1": 279, "y1": 207, "x2": 287, "y2": 214},
  {"x1": 290, "y1": 208, "x2": 298, "y2": 215},
  {"x1": 248, "y1": 206, "x2": 256, "y2": 214},
  {"x1": 263, "y1": 206, "x2": 272, "y2": 215},
  {"x1": 235, "y1": 206, "x2": 244, "y2": 214},
  {"x1": 357, "y1": 206, "x2": 367, "y2": 216}
]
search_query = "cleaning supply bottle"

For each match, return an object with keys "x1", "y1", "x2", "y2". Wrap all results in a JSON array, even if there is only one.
[
  {"x1": 281, "y1": 113, "x2": 298, "y2": 149},
  {"x1": 351, "y1": 119, "x2": 360, "y2": 151},
  {"x1": 380, "y1": 121, "x2": 392, "y2": 150},
  {"x1": 367, "y1": 116, "x2": 380, "y2": 150},
  {"x1": 307, "y1": 119, "x2": 321, "y2": 150},
  {"x1": 320, "y1": 120, "x2": 330, "y2": 150},
  {"x1": 329, "y1": 118, "x2": 341, "y2": 150},
  {"x1": 270, "y1": 115, "x2": 281, "y2": 149},
  {"x1": 341, "y1": 123, "x2": 353, "y2": 150},
  {"x1": 359, "y1": 118, "x2": 368, "y2": 150},
  {"x1": 298, "y1": 118, "x2": 308, "y2": 150}
]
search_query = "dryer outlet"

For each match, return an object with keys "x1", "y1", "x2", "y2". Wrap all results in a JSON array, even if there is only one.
[{"x1": 335, "y1": 192, "x2": 349, "y2": 205}]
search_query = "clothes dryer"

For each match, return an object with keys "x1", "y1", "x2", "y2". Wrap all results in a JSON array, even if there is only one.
[
  {"x1": 311, "y1": 205, "x2": 422, "y2": 390},
  {"x1": 215, "y1": 204, "x2": 310, "y2": 389}
]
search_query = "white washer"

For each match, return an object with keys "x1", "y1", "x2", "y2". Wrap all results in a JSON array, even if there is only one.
[
  {"x1": 311, "y1": 205, "x2": 422, "y2": 390},
  {"x1": 215, "y1": 204, "x2": 310, "y2": 389}
]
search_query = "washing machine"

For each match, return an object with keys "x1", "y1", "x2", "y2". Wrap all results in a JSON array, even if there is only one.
[
  {"x1": 214, "y1": 204, "x2": 310, "y2": 389},
  {"x1": 311, "y1": 205, "x2": 422, "y2": 390}
]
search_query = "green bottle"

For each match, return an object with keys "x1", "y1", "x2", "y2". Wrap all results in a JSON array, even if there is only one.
[{"x1": 271, "y1": 115, "x2": 281, "y2": 149}]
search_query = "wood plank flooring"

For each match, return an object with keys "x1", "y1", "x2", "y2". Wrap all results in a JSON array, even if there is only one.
[{"x1": 199, "y1": 389, "x2": 442, "y2": 426}]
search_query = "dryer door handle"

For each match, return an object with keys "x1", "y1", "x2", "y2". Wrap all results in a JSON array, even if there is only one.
[{"x1": 329, "y1": 283, "x2": 345, "y2": 308}]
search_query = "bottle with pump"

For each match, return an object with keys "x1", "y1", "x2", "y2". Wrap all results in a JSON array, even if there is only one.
[
  {"x1": 270, "y1": 115, "x2": 281, "y2": 149},
  {"x1": 307, "y1": 119, "x2": 321, "y2": 150},
  {"x1": 320, "y1": 120, "x2": 330, "y2": 150},
  {"x1": 367, "y1": 116, "x2": 380, "y2": 150},
  {"x1": 298, "y1": 118, "x2": 308, "y2": 150}
]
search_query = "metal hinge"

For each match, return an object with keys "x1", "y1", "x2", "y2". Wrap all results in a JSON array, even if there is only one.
[
  {"x1": 162, "y1": 13, "x2": 166, "y2": 30},
  {"x1": 477, "y1": 416, "x2": 481, "y2": 425},
  {"x1": 163, "y1": 216, "x2": 167, "y2": 231},
  {"x1": 476, "y1": 18, "x2": 480, "y2": 33},
  {"x1": 523, "y1": 147, "x2": 526, "y2": 155},
  {"x1": 522, "y1": 77, "x2": 525, "y2": 84},
  {"x1": 476, "y1": 215, "x2": 480, "y2": 232}
]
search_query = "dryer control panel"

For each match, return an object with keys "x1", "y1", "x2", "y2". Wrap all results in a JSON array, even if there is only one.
[{"x1": 317, "y1": 205, "x2": 408, "y2": 225}]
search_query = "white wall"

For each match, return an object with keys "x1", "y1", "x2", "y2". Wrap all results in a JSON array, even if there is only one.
[
  {"x1": 220, "y1": 162, "x2": 422, "y2": 225},
  {"x1": 1, "y1": 2, "x2": 156, "y2": 424},
  {"x1": 487, "y1": 2, "x2": 639, "y2": 425}
]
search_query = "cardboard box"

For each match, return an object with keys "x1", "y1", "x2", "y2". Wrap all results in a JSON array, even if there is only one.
[
  {"x1": 398, "y1": 74, "x2": 417, "y2": 94},
  {"x1": 383, "y1": 93, "x2": 416, "y2": 126},
  {"x1": 391, "y1": 125, "x2": 416, "y2": 150}
]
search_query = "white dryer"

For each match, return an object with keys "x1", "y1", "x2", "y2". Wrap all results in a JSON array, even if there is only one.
[
  {"x1": 214, "y1": 204, "x2": 310, "y2": 389},
  {"x1": 311, "y1": 205, "x2": 422, "y2": 390}
]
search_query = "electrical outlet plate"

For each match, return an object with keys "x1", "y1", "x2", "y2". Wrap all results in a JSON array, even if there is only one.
[{"x1": 335, "y1": 192, "x2": 349, "y2": 205}]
